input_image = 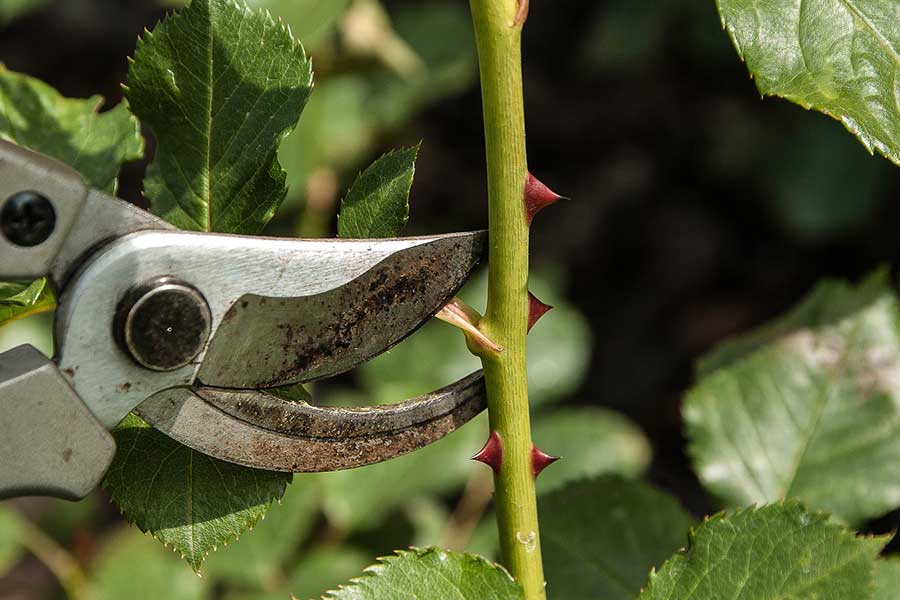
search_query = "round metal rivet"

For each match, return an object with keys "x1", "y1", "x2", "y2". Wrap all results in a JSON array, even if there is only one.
[
  {"x1": 1, "y1": 191, "x2": 56, "y2": 247},
  {"x1": 117, "y1": 278, "x2": 212, "y2": 372}
]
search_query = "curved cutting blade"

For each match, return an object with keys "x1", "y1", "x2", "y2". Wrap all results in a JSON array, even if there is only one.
[
  {"x1": 57, "y1": 230, "x2": 485, "y2": 428},
  {"x1": 197, "y1": 231, "x2": 486, "y2": 389},
  {"x1": 134, "y1": 372, "x2": 486, "y2": 472}
]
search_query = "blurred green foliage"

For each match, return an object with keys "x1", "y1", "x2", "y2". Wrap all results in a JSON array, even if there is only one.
[
  {"x1": 0, "y1": 263, "x2": 643, "y2": 598},
  {"x1": 540, "y1": 477, "x2": 694, "y2": 600},
  {"x1": 0, "y1": 0, "x2": 641, "y2": 587},
  {"x1": 10, "y1": 0, "x2": 874, "y2": 595},
  {"x1": 0, "y1": 508, "x2": 24, "y2": 577},
  {"x1": 0, "y1": 0, "x2": 48, "y2": 25},
  {"x1": 92, "y1": 529, "x2": 206, "y2": 600}
]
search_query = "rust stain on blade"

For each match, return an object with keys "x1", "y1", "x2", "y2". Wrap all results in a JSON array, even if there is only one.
[
  {"x1": 198, "y1": 232, "x2": 486, "y2": 389},
  {"x1": 135, "y1": 372, "x2": 487, "y2": 472}
]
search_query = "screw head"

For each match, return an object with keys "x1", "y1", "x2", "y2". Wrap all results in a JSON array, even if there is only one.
[
  {"x1": 1, "y1": 191, "x2": 57, "y2": 247},
  {"x1": 116, "y1": 278, "x2": 212, "y2": 372}
]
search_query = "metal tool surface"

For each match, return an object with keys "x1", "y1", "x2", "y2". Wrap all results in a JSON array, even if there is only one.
[{"x1": 0, "y1": 139, "x2": 488, "y2": 499}]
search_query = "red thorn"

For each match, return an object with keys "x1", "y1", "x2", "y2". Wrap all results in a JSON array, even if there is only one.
[
  {"x1": 527, "y1": 291, "x2": 552, "y2": 332},
  {"x1": 513, "y1": 0, "x2": 529, "y2": 26},
  {"x1": 531, "y1": 445, "x2": 560, "y2": 478},
  {"x1": 524, "y1": 172, "x2": 565, "y2": 225},
  {"x1": 472, "y1": 431, "x2": 503, "y2": 474}
]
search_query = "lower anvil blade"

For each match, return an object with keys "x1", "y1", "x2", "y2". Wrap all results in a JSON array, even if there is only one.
[
  {"x1": 134, "y1": 372, "x2": 487, "y2": 472},
  {"x1": 197, "y1": 231, "x2": 485, "y2": 388}
]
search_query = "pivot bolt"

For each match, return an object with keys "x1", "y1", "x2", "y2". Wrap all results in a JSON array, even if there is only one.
[
  {"x1": 116, "y1": 277, "x2": 212, "y2": 372},
  {"x1": 1, "y1": 191, "x2": 56, "y2": 247}
]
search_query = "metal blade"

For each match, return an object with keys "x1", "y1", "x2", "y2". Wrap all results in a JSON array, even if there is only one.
[
  {"x1": 197, "y1": 230, "x2": 486, "y2": 388},
  {"x1": 51, "y1": 189, "x2": 176, "y2": 285},
  {"x1": 57, "y1": 229, "x2": 485, "y2": 428},
  {"x1": 134, "y1": 372, "x2": 486, "y2": 472}
]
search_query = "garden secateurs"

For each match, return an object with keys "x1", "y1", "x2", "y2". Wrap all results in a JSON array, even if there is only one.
[{"x1": 0, "y1": 140, "x2": 488, "y2": 501}]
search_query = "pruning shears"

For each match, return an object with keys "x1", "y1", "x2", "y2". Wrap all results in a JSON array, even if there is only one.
[{"x1": 0, "y1": 140, "x2": 488, "y2": 500}]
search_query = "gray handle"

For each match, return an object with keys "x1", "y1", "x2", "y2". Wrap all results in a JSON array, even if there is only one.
[
  {"x1": 0, "y1": 140, "x2": 88, "y2": 280},
  {"x1": 0, "y1": 345, "x2": 115, "y2": 500}
]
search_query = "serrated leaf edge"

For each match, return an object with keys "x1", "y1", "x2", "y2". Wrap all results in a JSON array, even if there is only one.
[
  {"x1": 714, "y1": 0, "x2": 900, "y2": 167},
  {"x1": 337, "y1": 143, "x2": 421, "y2": 238},
  {"x1": 100, "y1": 419, "x2": 290, "y2": 573},
  {"x1": 639, "y1": 500, "x2": 889, "y2": 598},
  {"x1": 102, "y1": 478, "x2": 288, "y2": 573},
  {"x1": 126, "y1": 0, "x2": 314, "y2": 223},
  {"x1": 317, "y1": 546, "x2": 518, "y2": 599}
]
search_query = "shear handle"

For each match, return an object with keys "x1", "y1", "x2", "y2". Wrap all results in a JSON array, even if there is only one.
[
  {"x1": 0, "y1": 345, "x2": 115, "y2": 500},
  {"x1": 0, "y1": 140, "x2": 89, "y2": 280}
]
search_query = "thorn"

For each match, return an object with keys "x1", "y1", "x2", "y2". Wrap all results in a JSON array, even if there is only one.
[
  {"x1": 531, "y1": 444, "x2": 560, "y2": 478},
  {"x1": 436, "y1": 297, "x2": 503, "y2": 353},
  {"x1": 527, "y1": 291, "x2": 552, "y2": 332},
  {"x1": 513, "y1": 0, "x2": 529, "y2": 26},
  {"x1": 524, "y1": 172, "x2": 566, "y2": 225},
  {"x1": 472, "y1": 431, "x2": 503, "y2": 473}
]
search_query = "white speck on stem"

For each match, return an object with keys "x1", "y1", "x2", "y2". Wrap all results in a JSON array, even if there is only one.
[{"x1": 516, "y1": 531, "x2": 537, "y2": 553}]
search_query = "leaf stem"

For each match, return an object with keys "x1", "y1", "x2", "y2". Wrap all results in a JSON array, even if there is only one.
[
  {"x1": 14, "y1": 511, "x2": 92, "y2": 600},
  {"x1": 467, "y1": 1, "x2": 545, "y2": 597}
]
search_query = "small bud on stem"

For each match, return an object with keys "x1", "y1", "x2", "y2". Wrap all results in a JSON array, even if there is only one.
[
  {"x1": 436, "y1": 297, "x2": 503, "y2": 354},
  {"x1": 513, "y1": 0, "x2": 529, "y2": 27}
]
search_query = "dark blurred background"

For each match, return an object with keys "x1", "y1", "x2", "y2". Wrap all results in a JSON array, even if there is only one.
[{"x1": 1, "y1": 0, "x2": 900, "y2": 598}]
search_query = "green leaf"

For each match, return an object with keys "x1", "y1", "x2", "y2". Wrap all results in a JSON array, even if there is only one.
[
  {"x1": 204, "y1": 482, "x2": 318, "y2": 587},
  {"x1": 337, "y1": 145, "x2": 418, "y2": 239},
  {"x1": 716, "y1": 0, "x2": 900, "y2": 166},
  {"x1": 102, "y1": 413, "x2": 292, "y2": 572},
  {"x1": 126, "y1": 0, "x2": 313, "y2": 233},
  {"x1": 110, "y1": 0, "x2": 315, "y2": 570},
  {"x1": 0, "y1": 64, "x2": 143, "y2": 194},
  {"x1": 686, "y1": 272, "x2": 900, "y2": 525},
  {"x1": 317, "y1": 547, "x2": 523, "y2": 600},
  {"x1": 0, "y1": 279, "x2": 55, "y2": 327},
  {"x1": 540, "y1": 477, "x2": 694, "y2": 600},
  {"x1": 697, "y1": 268, "x2": 889, "y2": 376},
  {"x1": 533, "y1": 408, "x2": 651, "y2": 495},
  {"x1": 640, "y1": 502, "x2": 888, "y2": 600},
  {"x1": 874, "y1": 558, "x2": 900, "y2": 600},
  {"x1": 93, "y1": 528, "x2": 207, "y2": 600}
]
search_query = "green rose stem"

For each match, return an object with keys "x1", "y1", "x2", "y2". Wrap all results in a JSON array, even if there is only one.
[{"x1": 467, "y1": 0, "x2": 547, "y2": 597}]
